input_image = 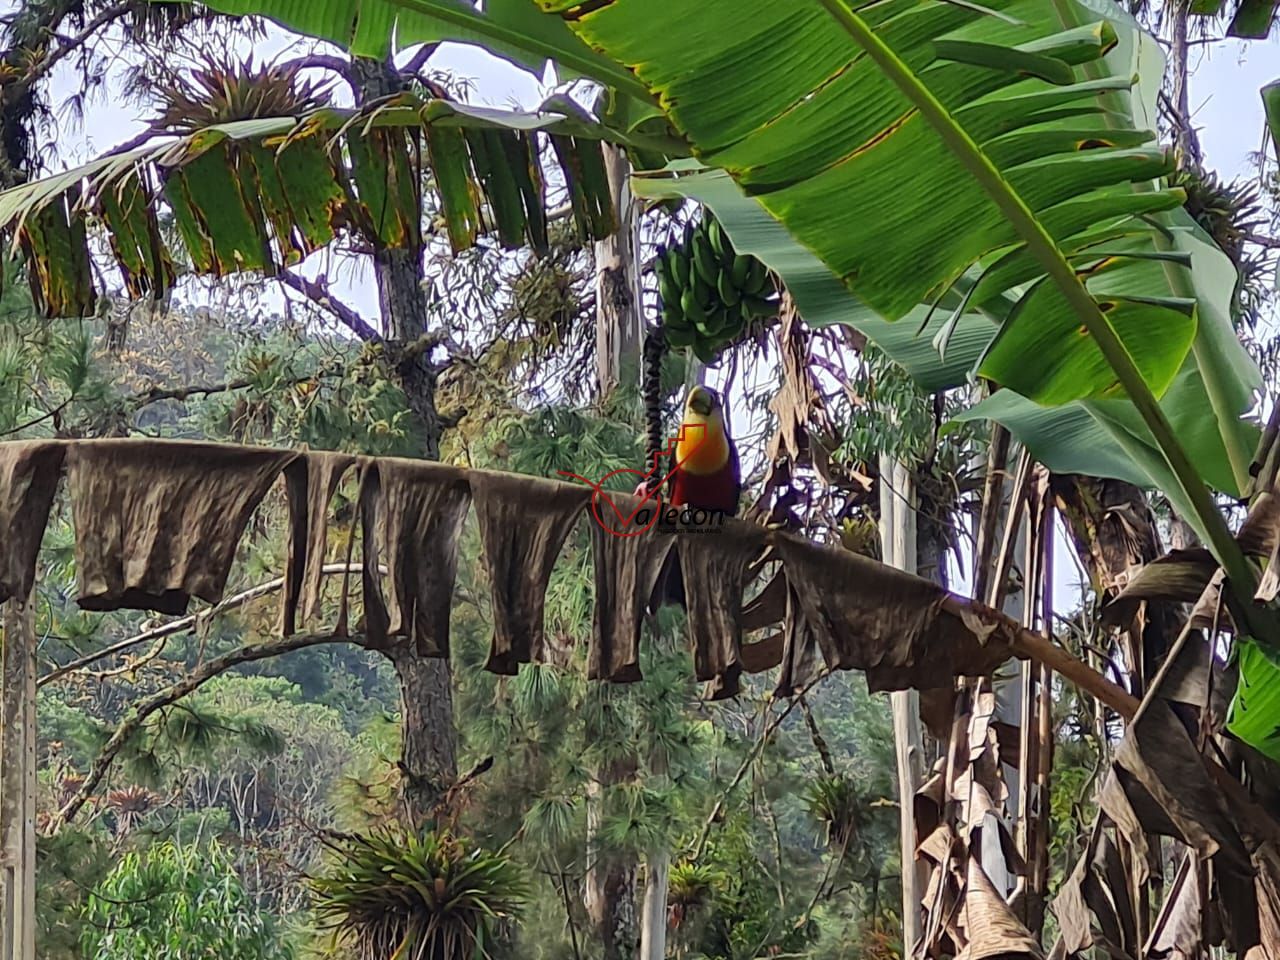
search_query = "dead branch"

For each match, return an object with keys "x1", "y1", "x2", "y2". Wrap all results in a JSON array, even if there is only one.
[
  {"x1": 48, "y1": 630, "x2": 360, "y2": 832},
  {"x1": 276, "y1": 53, "x2": 355, "y2": 87},
  {"x1": 39, "y1": 563, "x2": 364, "y2": 688},
  {"x1": 401, "y1": 43, "x2": 441, "y2": 78},
  {"x1": 280, "y1": 270, "x2": 382, "y2": 342},
  {"x1": 127, "y1": 364, "x2": 342, "y2": 409}
]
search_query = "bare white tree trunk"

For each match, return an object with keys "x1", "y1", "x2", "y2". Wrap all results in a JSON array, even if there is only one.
[
  {"x1": 639, "y1": 848, "x2": 671, "y2": 960},
  {"x1": 879, "y1": 455, "x2": 926, "y2": 954},
  {"x1": 595, "y1": 143, "x2": 644, "y2": 398},
  {"x1": 587, "y1": 141, "x2": 646, "y2": 960},
  {"x1": 1, "y1": 596, "x2": 37, "y2": 960}
]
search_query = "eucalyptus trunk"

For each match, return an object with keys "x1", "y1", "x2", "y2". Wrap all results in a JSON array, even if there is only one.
[
  {"x1": 0, "y1": 596, "x2": 36, "y2": 960},
  {"x1": 638, "y1": 849, "x2": 671, "y2": 960},
  {"x1": 878, "y1": 454, "x2": 926, "y2": 952},
  {"x1": 584, "y1": 142, "x2": 645, "y2": 959}
]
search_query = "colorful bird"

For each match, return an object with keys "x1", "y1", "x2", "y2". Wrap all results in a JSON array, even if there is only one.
[
  {"x1": 668, "y1": 385, "x2": 741, "y2": 515},
  {"x1": 646, "y1": 385, "x2": 741, "y2": 610}
]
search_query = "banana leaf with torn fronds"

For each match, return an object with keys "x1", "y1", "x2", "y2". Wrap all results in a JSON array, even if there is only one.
[{"x1": 0, "y1": 96, "x2": 634, "y2": 316}]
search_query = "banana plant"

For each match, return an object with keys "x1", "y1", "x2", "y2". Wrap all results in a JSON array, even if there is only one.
[
  {"x1": 189, "y1": 0, "x2": 667, "y2": 133},
  {"x1": 1191, "y1": 0, "x2": 1280, "y2": 38},
  {"x1": 1266, "y1": 80, "x2": 1280, "y2": 160},
  {"x1": 535, "y1": 0, "x2": 1266, "y2": 601},
  {"x1": 0, "y1": 95, "x2": 647, "y2": 316}
]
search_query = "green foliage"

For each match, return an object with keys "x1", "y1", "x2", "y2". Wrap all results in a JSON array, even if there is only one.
[
  {"x1": 81, "y1": 839, "x2": 291, "y2": 960},
  {"x1": 36, "y1": 828, "x2": 115, "y2": 960},
  {"x1": 310, "y1": 830, "x2": 527, "y2": 960}
]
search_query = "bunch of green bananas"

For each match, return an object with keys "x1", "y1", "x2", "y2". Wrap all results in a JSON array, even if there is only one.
[{"x1": 654, "y1": 214, "x2": 778, "y2": 362}]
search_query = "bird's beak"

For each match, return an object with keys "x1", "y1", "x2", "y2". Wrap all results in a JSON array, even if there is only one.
[{"x1": 688, "y1": 388, "x2": 713, "y2": 416}]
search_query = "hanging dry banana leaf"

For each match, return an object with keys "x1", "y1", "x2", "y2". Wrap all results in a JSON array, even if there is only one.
[
  {"x1": 588, "y1": 505, "x2": 674, "y2": 682},
  {"x1": 67, "y1": 440, "x2": 297, "y2": 615},
  {"x1": 1102, "y1": 698, "x2": 1251, "y2": 875},
  {"x1": 0, "y1": 440, "x2": 66, "y2": 603},
  {"x1": 1053, "y1": 820, "x2": 1138, "y2": 960},
  {"x1": 358, "y1": 457, "x2": 471, "y2": 656},
  {"x1": 676, "y1": 522, "x2": 759, "y2": 699},
  {"x1": 470, "y1": 470, "x2": 587, "y2": 674},
  {"x1": 955, "y1": 854, "x2": 1044, "y2": 960},
  {"x1": 773, "y1": 531, "x2": 1011, "y2": 692},
  {"x1": 279, "y1": 451, "x2": 357, "y2": 635},
  {"x1": 1144, "y1": 852, "x2": 1206, "y2": 960},
  {"x1": 773, "y1": 583, "x2": 826, "y2": 697}
]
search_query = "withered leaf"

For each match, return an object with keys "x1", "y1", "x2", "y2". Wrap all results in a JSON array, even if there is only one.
[
  {"x1": 471, "y1": 470, "x2": 587, "y2": 674},
  {"x1": 0, "y1": 441, "x2": 66, "y2": 603},
  {"x1": 68, "y1": 440, "x2": 297, "y2": 615}
]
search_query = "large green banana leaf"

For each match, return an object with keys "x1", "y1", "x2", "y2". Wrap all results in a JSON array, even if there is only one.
[
  {"x1": 192, "y1": 0, "x2": 648, "y2": 97},
  {"x1": 541, "y1": 0, "x2": 1262, "y2": 537},
  {"x1": 539, "y1": 0, "x2": 1204, "y2": 403},
  {"x1": 1189, "y1": 0, "x2": 1279, "y2": 38},
  {"x1": 0, "y1": 98, "x2": 628, "y2": 316},
  {"x1": 632, "y1": 165, "x2": 994, "y2": 392}
]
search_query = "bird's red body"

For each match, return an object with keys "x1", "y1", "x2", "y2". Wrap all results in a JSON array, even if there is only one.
[{"x1": 669, "y1": 466, "x2": 739, "y2": 514}]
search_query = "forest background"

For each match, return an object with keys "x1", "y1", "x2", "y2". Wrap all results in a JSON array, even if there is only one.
[{"x1": 0, "y1": 1, "x2": 1276, "y2": 959}]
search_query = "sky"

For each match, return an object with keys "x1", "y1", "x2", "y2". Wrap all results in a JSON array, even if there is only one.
[{"x1": 30, "y1": 8, "x2": 1280, "y2": 601}]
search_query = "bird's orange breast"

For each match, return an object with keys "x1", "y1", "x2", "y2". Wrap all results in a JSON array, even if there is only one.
[{"x1": 675, "y1": 416, "x2": 730, "y2": 476}]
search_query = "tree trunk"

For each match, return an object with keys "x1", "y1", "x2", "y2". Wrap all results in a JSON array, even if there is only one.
[
  {"x1": 585, "y1": 772, "x2": 640, "y2": 960},
  {"x1": 878, "y1": 455, "x2": 926, "y2": 954},
  {"x1": 352, "y1": 56, "x2": 455, "y2": 825},
  {"x1": 595, "y1": 144, "x2": 643, "y2": 399},
  {"x1": 584, "y1": 142, "x2": 645, "y2": 958},
  {"x1": 387, "y1": 646, "x2": 458, "y2": 823},
  {"x1": 638, "y1": 848, "x2": 670, "y2": 960},
  {"x1": 0, "y1": 596, "x2": 36, "y2": 960}
]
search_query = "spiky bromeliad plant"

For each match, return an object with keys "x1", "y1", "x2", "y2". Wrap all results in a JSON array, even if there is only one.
[
  {"x1": 805, "y1": 775, "x2": 867, "y2": 851},
  {"x1": 310, "y1": 830, "x2": 527, "y2": 960}
]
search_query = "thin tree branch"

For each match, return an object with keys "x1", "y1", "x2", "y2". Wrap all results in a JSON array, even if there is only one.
[
  {"x1": 14, "y1": 1, "x2": 132, "y2": 89},
  {"x1": 1244, "y1": 231, "x2": 1280, "y2": 250},
  {"x1": 280, "y1": 270, "x2": 382, "y2": 342},
  {"x1": 126, "y1": 362, "x2": 344, "y2": 410},
  {"x1": 39, "y1": 563, "x2": 364, "y2": 688},
  {"x1": 48, "y1": 630, "x2": 360, "y2": 831},
  {"x1": 691, "y1": 669, "x2": 832, "y2": 861},
  {"x1": 277, "y1": 53, "x2": 356, "y2": 87},
  {"x1": 401, "y1": 42, "x2": 441, "y2": 78}
]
